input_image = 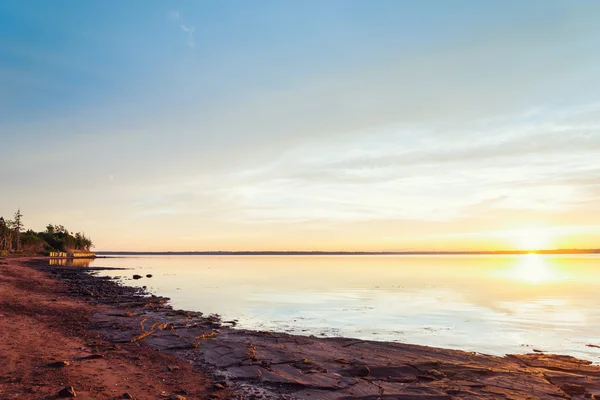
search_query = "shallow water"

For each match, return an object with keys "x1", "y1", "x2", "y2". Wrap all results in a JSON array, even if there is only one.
[{"x1": 86, "y1": 254, "x2": 600, "y2": 361}]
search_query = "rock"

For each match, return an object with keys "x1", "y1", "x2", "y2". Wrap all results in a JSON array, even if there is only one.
[
  {"x1": 166, "y1": 395, "x2": 186, "y2": 400},
  {"x1": 427, "y1": 369, "x2": 446, "y2": 380},
  {"x1": 146, "y1": 274, "x2": 153, "y2": 278},
  {"x1": 343, "y1": 365, "x2": 370, "y2": 377},
  {"x1": 333, "y1": 357, "x2": 353, "y2": 364},
  {"x1": 47, "y1": 360, "x2": 70, "y2": 368},
  {"x1": 132, "y1": 274, "x2": 143, "y2": 280},
  {"x1": 80, "y1": 354, "x2": 104, "y2": 360},
  {"x1": 167, "y1": 365, "x2": 180, "y2": 372},
  {"x1": 122, "y1": 393, "x2": 133, "y2": 399},
  {"x1": 561, "y1": 383, "x2": 586, "y2": 396},
  {"x1": 58, "y1": 386, "x2": 77, "y2": 397}
]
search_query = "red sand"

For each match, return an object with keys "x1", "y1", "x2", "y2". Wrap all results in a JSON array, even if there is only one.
[{"x1": 0, "y1": 258, "x2": 231, "y2": 400}]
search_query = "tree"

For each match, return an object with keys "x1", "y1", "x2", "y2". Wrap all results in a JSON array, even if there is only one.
[
  {"x1": 0, "y1": 218, "x2": 15, "y2": 252},
  {"x1": 21, "y1": 229, "x2": 44, "y2": 253},
  {"x1": 13, "y1": 209, "x2": 23, "y2": 252},
  {"x1": 0, "y1": 217, "x2": 10, "y2": 252},
  {"x1": 0, "y1": 210, "x2": 94, "y2": 255}
]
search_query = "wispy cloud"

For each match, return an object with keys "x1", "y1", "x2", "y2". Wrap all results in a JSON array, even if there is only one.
[
  {"x1": 180, "y1": 25, "x2": 196, "y2": 49},
  {"x1": 167, "y1": 10, "x2": 180, "y2": 21},
  {"x1": 221, "y1": 104, "x2": 600, "y2": 225},
  {"x1": 168, "y1": 10, "x2": 195, "y2": 49}
]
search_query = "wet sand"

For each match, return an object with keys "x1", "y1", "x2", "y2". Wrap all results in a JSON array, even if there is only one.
[{"x1": 2, "y1": 257, "x2": 600, "y2": 399}]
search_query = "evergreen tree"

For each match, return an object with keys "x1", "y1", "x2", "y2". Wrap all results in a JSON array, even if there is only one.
[{"x1": 13, "y1": 209, "x2": 23, "y2": 252}]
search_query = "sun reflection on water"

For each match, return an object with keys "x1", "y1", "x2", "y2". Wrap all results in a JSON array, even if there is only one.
[{"x1": 505, "y1": 254, "x2": 566, "y2": 284}]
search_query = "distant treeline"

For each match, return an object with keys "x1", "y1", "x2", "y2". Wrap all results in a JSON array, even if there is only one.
[{"x1": 0, "y1": 209, "x2": 93, "y2": 256}]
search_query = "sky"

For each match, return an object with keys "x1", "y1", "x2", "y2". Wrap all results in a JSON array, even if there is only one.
[{"x1": 1, "y1": 0, "x2": 600, "y2": 251}]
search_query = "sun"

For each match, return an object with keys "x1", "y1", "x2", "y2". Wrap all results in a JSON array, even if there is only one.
[{"x1": 508, "y1": 227, "x2": 554, "y2": 251}]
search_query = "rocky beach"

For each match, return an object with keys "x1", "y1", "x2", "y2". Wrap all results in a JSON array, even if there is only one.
[{"x1": 2, "y1": 258, "x2": 600, "y2": 400}]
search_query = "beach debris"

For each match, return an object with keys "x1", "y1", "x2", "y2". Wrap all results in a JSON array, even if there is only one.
[
  {"x1": 57, "y1": 386, "x2": 77, "y2": 397},
  {"x1": 586, "y1": 343, "x2": 600, "y2": 348},
  {"x1": 132, "y1": 274, "x2": 143, "y2": 280},
  {"x1": 47, "y1": 360, "x2": 70, "y2": 368},
  {"x1": 196, "y1": 330, "x2": 218, "y2": 340},
  {"x1": 146, "y1": 274, "x2": 153, "y2": 278}
]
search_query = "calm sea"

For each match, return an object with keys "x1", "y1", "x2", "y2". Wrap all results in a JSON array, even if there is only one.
[{"x1": 82, "y1": 254, "x2": 600, "y2": 361}]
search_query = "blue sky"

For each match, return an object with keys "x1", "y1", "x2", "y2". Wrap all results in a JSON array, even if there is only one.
[{"x1": 2, "y1": 1, "x2": 600, "y2": 250}]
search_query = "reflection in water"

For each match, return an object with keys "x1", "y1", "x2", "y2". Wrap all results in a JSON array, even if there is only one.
[
  {"x1": 89, "y1": 255, "x2": 600, "y2": 361},
  {"x1": 501, "y1": 254, "x2": 566, "y2": 284},
  {"x1": 49, "y1": 258, "x2": 92, "y2": 267}
]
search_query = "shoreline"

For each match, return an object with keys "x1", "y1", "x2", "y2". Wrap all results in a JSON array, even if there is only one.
[{"x1": 2, "y1": 258, "x2": 600, "y2": 399}]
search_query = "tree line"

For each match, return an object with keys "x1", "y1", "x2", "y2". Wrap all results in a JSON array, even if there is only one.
[{"x1": 0, "y1": 209, "x2": 93, "y2": 255}]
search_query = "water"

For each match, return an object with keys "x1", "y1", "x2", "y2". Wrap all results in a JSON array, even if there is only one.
[{"x1": 85, "y1": 254, "x2": 600, "y2": 362}]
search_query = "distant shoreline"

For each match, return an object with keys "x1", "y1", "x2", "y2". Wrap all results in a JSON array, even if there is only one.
[{"x1": 96, "y1": 249, "x2": 600, "y2": 256}]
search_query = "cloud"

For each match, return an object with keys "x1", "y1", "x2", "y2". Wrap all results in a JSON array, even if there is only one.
[
  {"x1": 167, "y1": 10, "x2": 180, "y2": 21},
  {"x1": 219, "y1": 103, "x2": 600, "y2": 224},
  {"x1": 180, "y1": 24, "x2": 196, "y2": 49},
  {"x1": 167, "y1": 10, "x2": 195, "y2": 49}
]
